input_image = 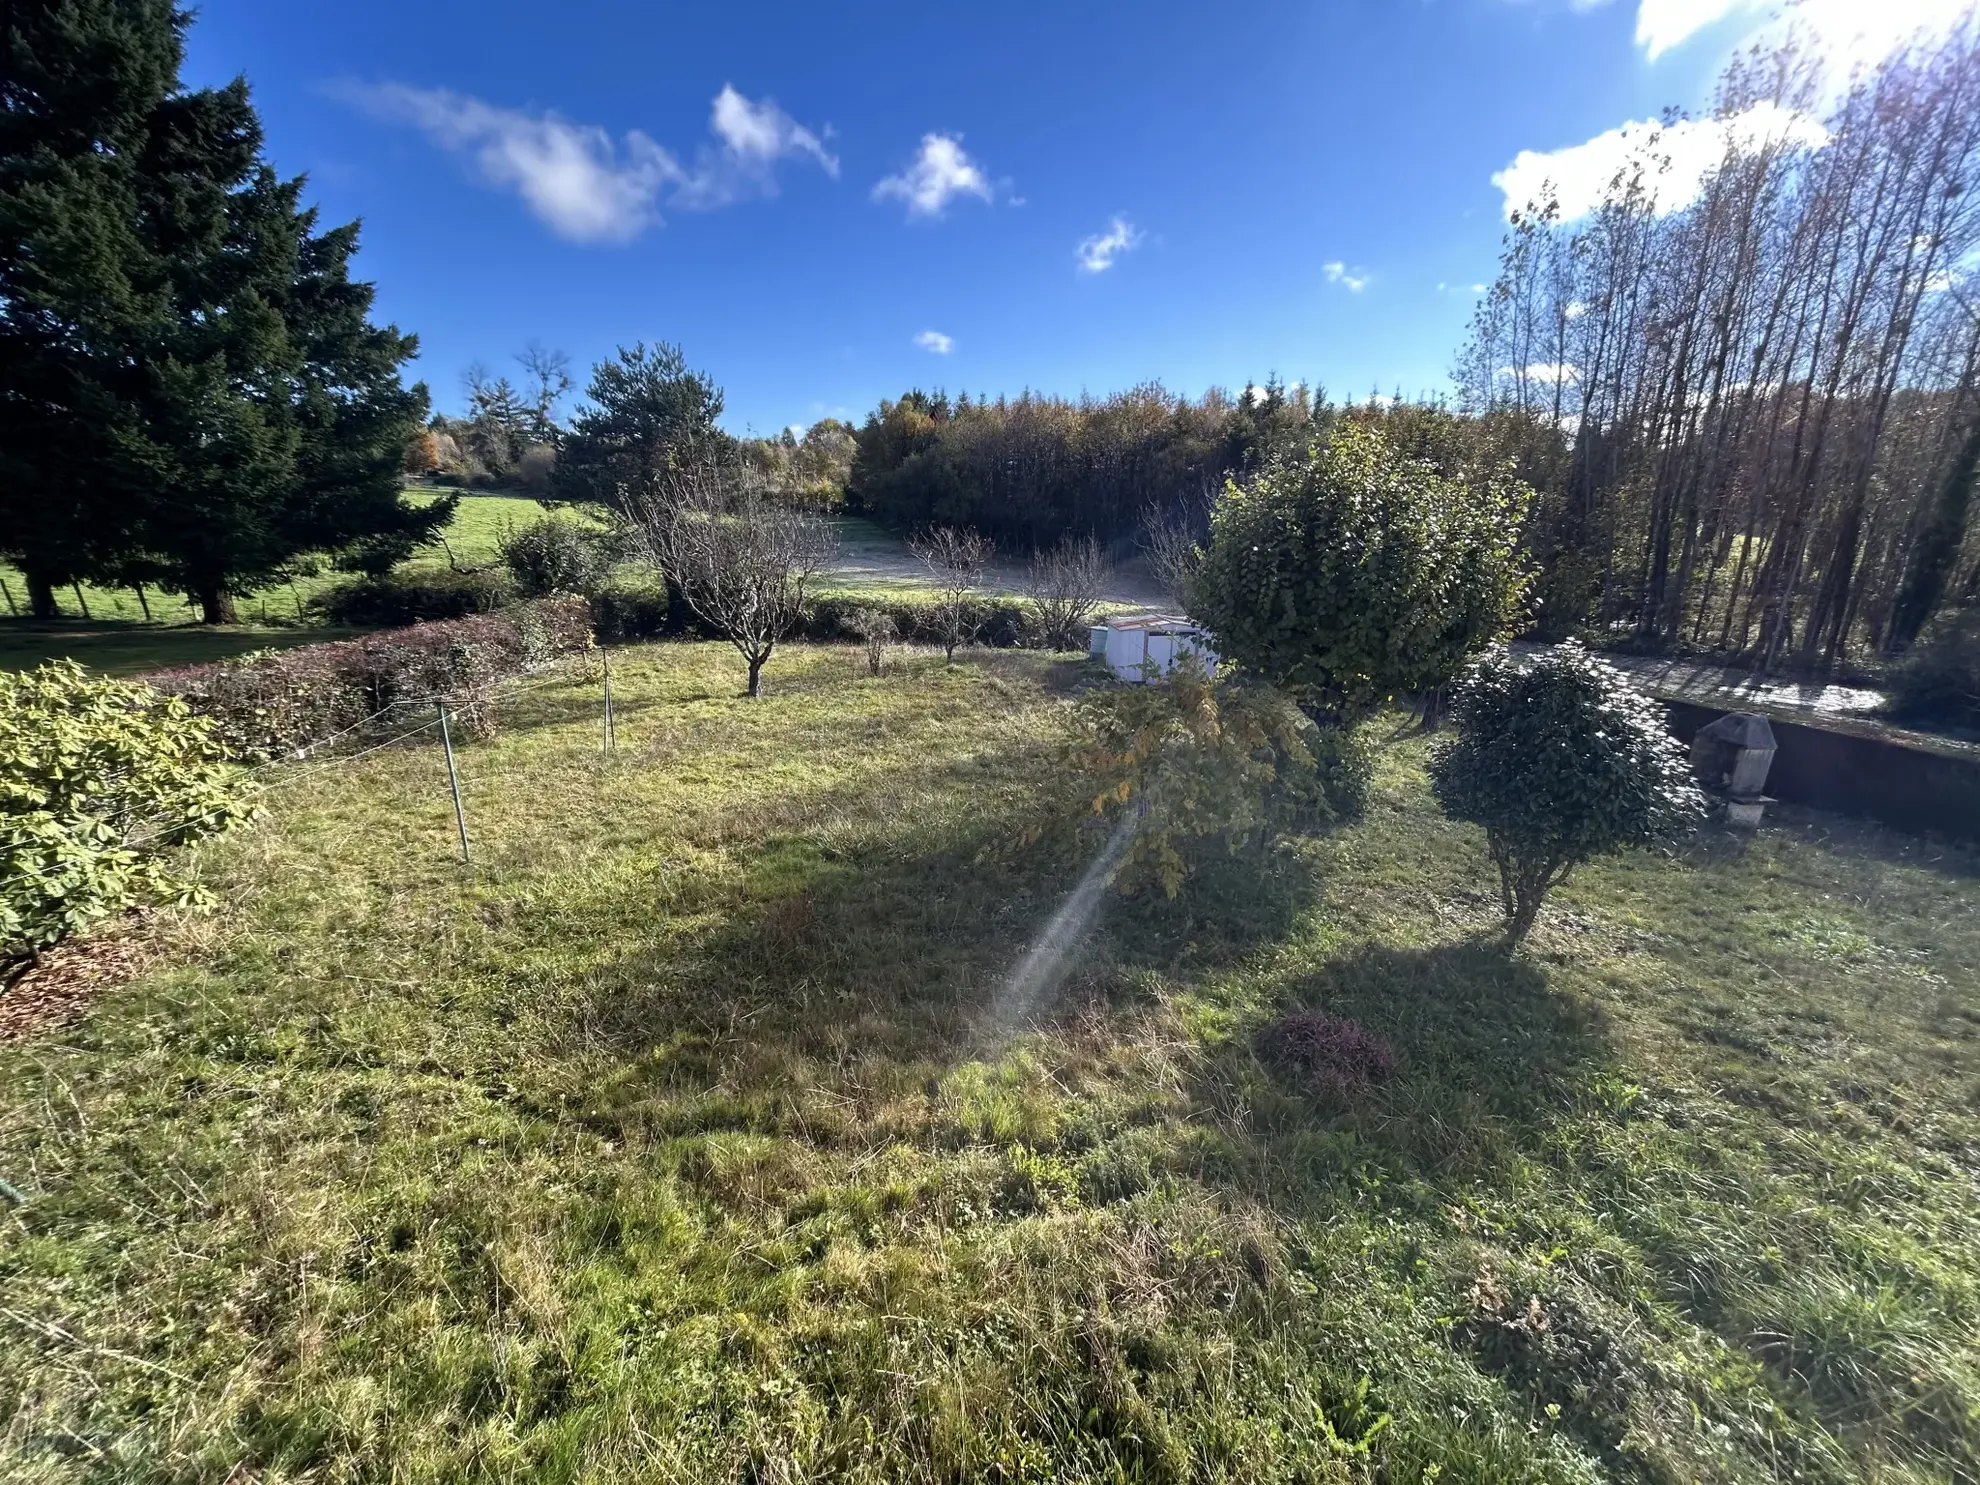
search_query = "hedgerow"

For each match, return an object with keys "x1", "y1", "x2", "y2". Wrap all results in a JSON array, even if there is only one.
[{"x1": 143, "y1": 596, "x2": 593, "y2": 759}]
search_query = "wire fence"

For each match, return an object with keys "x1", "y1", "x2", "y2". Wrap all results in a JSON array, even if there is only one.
[{"x1": 117, "y1": 653, "x2": 614, "y2": 861}]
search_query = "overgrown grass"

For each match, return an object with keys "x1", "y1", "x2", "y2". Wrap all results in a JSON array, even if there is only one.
[{"x1": 3, "y1": 642, "x2": 1977, "y2": 1482}]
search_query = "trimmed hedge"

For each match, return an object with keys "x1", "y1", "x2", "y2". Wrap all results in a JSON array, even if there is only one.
[
  {"x1": 805, "y1": 594, "x2": 1032, "y2": 649},
  {"x1": 312, "y1": 568, "x2": 518, "y2": 627},
  {"x1": 143, "y1": 597, "x2": 593, "y2": 759},
  {"x1": 584, "y1": 582, "x2": 1038, "y2": 651}
]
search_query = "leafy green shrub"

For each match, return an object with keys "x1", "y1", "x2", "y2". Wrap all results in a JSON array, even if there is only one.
[
  {"x1": 143, "y1": 597, "x2": 593, "y2": 757},
  {"x1": 1889, "y1": 608, "x2": 1980, "y2": 730},
  {"x1": 1192, "y1": 422, "x2": 1531, "y2": 719},
  {"x1": 1429, "y1": 644, "x2": 1703, "y2": 948},
  {"x1": 311, "y1": 568, "x2": 517, "y2": 627},
  {"x1": 2, "y1": 662, "x2": 253, "y2": 960},
  {"x1": 1073, "y1": 657, "x2": 1362, "y2": 896},
  {"x1": 496, "y1": 515, "x2": 620, "y2": 597}
]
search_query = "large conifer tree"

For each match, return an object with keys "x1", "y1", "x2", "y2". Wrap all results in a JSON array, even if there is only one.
[
  {"x1": 0, "y1": 1, "x2": 449, "y2": 623},
  {"x1": 0, "y1": 0, "x2": 176, "y2": 616}
]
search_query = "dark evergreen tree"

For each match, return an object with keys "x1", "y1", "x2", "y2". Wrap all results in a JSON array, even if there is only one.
[
  {"x1": 552, "y1": 342, "x2": 729, "y2": 515},
  {"x1": 1, "y1": 1, "x2": 447, "y2": 623},
  {"x1": 1889, "y1": 415, "x2": 1980, "y2": 653},
  {"x1": 0, "y1": 0, "x2": 178, "y2": 616}
]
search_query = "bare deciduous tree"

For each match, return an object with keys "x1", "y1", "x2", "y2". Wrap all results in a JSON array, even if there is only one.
[
  {"x1": 1139, "y1": 489, "x2": 1211, "y2": 611},
  {"x1": 1457, "y1": 25, "x2": 1980, "y2": 672},
  {"x1": 631, "y1": 463, "x2": 834, "y2": 696},
  {"x1": 910, "y1": 525, "x2": 993, "y2": 661},
  {"x1": 1023, "y1": 533, "x2": 1111, "y2": 650},
  {"x1": 844, "y1": 606, "x2": 898, "y2": 675}
]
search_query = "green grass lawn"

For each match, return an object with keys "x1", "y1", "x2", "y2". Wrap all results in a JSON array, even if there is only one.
[
  {"x1": 0, "y1": 492, "x2": 568, "y2": 674},
  {"x1": 3, "y1": 642, "x2": 1978, "y2": 1482}
]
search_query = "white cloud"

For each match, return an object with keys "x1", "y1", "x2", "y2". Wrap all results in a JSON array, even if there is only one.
[
  {"x1": 1515, "y1": 361, "x2": 1581, "y2": 384},
  {"x1": 709, "y1": 85, "x2": 836, "y2": 172},
  {"x1": 873, "y1": 134, "x2": 995, "y2": 218},
  {"x1": 914, "y1": 329, "x2": 954, "y2": 354},
  {"x1": 341, "y1": 81, "x2": 835, "y2": 242},
  {"x1": 1492, "y1": 100, "x2": 1828, "y2": 220},
  {"x1": 678, "y1": 83, "x2": 838, "y2": 208},
  {"x1": 1634, "y1": 0, "x2": 1977, "y2": 66},
  {"x1": 1323, "y1": 261, "x2": 1371, "y2": 292},
  {"x1": 1634, "y1": 0, "x2": 1749, "y2": 58},
  {"x1": 1076, "y1": 215, "x2": 1144, "y2": 273}
]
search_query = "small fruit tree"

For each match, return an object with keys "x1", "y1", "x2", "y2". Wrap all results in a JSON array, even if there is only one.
[
  {"x1": 1073, "y1": 656, "x2": 1368, "y2": 896},
  {"x1": 1429, "y1": 644, "x2": 1704, "y2": 949},
  {"x1": 1191, "y1": 423, "x2": 1531, "y2": 721}
]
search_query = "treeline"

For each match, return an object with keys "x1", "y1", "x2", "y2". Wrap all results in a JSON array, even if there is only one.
[
  {"x1": 411, "y1": 341, "x2": 857, "y2": 510},
  {"x1": 1461, "y1": 23, "x2": 1980, "y2": 667},
  {"x1": 847, "y1": 379, "x2": 1330, "y2": 547}
]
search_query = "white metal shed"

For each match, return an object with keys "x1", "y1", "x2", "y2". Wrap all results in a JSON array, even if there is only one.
[{"x1": 1088, "y1": 615, "x2": 1219, "y2": 682}]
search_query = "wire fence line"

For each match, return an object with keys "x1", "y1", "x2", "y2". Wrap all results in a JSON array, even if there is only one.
[{"x1": 118, "y1": 653, "x2": 615, "y2": 860}]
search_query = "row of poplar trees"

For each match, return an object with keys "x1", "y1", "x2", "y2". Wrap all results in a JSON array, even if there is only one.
[
  {"x1": 0, "y1": 0, "x2": 445, "y2": 622},
  {"x1": 1460, "y1": 22, "x2": 1980, "y2": 669}
]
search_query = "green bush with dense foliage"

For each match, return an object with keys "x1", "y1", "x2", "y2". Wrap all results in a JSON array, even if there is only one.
[
  {"x1": 496, "y1": 515, "x2": 622, "y2": 598},
  {"x1": 1429, "y1": 644, "x2": 1704, "y2": 946},
  {"x1": 1073, "y1": 657, "x2": 1367, "y2": 895},
  {"x1": 1889, "y1": 607, "x2": 1980, "y2": 730},
  {"x1": 1, "y1": 662, "x2": 252, "y2": 960},
  {"x1": 1193, "y1": 423, "x2": 1531, "y2": 721}
]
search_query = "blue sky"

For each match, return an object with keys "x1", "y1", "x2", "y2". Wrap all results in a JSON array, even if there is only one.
[{"x1": 180, "y1": 0, "x2": 1969, "y2": 435}]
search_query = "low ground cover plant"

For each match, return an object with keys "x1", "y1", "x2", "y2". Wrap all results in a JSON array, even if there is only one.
[
  {"x1": 143, "y1": 596, "x2": 593, "y2": 757},
  {"x1": 1, "y1": 662, "x2": 251, "y2": 961},
  {"x1": 1430, "y1": 642, "x2": 1704, "y2": 946},
  {"x1": 1256, "y1": 1009, "x2": 1396, "y2": 1099}
]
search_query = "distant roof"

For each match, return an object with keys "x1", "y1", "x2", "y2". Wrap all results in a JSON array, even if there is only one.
[{"x1": 1096, "y1": 614, "x2": 1199, "y2": 633}]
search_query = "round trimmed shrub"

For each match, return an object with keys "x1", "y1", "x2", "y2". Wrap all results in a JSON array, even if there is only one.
[{"x1": 1429, "y1": 644, "x2": 1703, "y2": 948}]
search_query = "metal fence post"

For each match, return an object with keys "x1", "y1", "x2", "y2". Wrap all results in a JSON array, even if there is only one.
[
  {"x1": 602, "y1": 646, "x2": 617, "y2": 753},
  {"x1": 437, "y1": 701, "x2": 471, "y2": 864}
]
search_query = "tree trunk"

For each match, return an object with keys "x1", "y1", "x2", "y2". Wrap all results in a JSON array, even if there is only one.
[
  {"x1": 1505, "y1": 890, "x2": 1544, "y2": 951},
  {"x1": 197, "y1": 584, "x2": 238, "y2": 625},
  {"x1": 746, "y1": 655, "x2": 765, "y2": 697},
  {"x1": 24, "y1": 569, "x2": 58, "y2": 619}
]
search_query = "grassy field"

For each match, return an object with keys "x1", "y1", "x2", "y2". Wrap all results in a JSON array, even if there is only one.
[
  {"x1": 0, "y1": 493, "x2": 580, "y2": 676},
  {"x1": 3, "y1": 641, "x2": 1978, "y2": 1483},
  {"x1": 0, "y1": 502, "x2": 941, "y2": 676}
]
